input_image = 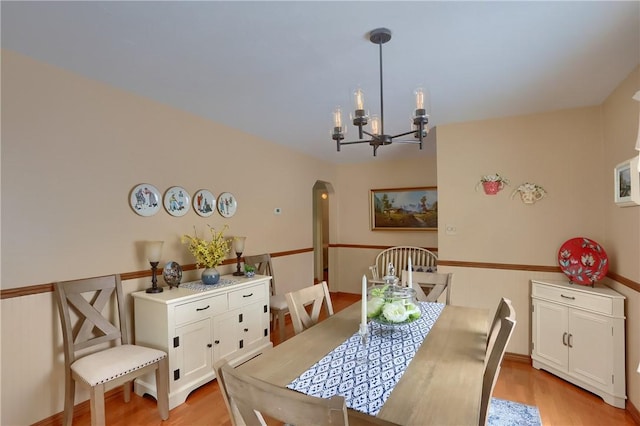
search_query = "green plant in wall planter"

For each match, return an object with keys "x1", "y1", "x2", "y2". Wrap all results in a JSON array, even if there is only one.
[{"x1": 476, "y1": 173, "x2": 509, "y2": 195}]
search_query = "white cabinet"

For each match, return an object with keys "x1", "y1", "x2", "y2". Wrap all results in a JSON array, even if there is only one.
[
  {"x1": 531, "y1": 279, "x2": 626, "y2": 408},
  {"x1": 132, "y1": 275, "x2": 272, "y2": 409}
]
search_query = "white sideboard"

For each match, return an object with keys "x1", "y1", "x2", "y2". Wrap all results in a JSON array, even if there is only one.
[
  {"x1": 531, "y1": 279, "x2": 626, "y2": 408},
  {"x1": 132, "y1": 274, "x2": 273, "y2": 409}
]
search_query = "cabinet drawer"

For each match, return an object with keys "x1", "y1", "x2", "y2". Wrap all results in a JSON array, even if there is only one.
[
  {"x1": 532, "y1": 283, "x2": 612, "y2": 315},
  {"x1": 229, "y1": 283, "x2": 266, "y2": 309},
  {"x1": 175, "y1": 294, "x2": 228, "y2": 326}
]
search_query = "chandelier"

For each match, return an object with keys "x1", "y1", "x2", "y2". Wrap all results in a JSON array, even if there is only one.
[{"x1": 331, "y1": 28, "x2": 429, "y2": 156}]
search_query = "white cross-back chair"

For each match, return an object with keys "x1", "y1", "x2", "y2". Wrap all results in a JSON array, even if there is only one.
[
  {"x1": 479, "y1": 298, "x2": 516, "y2": 426},
  {"x1": 401, "y1": 270, "x2": 452, "y2": 304},
  {"x1": 54, "y1": 274, "x2": 169, "y2": 426},
  {"x1": 216, "y1": 359, "x2": 348, "y2": 425},
  {"x1": 285, "y1": 281, "x2": 334, "y2": 335}
]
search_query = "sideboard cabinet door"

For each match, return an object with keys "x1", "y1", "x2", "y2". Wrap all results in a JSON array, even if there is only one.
[
  {"x1": 531, "y1": 279, "x2": 626, "y2": 409},
  {"x1": 132, "y1": 275, "x2": 273, "y2": 409}
]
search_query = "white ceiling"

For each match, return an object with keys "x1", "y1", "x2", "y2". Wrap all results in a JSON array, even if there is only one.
[{"x1": 2, "y1": 1, "x2": 639, "y2": 164}]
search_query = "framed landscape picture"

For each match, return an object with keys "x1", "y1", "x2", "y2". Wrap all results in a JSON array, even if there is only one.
[{"x1": 370, "y1": 186, "x2": 438, "y2": 231}]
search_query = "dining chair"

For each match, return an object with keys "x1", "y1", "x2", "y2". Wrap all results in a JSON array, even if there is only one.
[
  {"x1": 486, "y1": 297, "x2": 512, "y2": 351},
  {"x1": 400, "y1": 270, "x2": 452, "y2": 304},
  {"x1": 369, "y1": 246, "x2": 438, "y2": 281},
  {"x1": 243, "y1": 253, "x2": 289, "y2": 342},
  {"x1": 285, "y1": 281, "x2": 334, "y2": 335},
  {"x1": 479, "y1": 298, "x2": 516, "y2": 426},
  {"x1": 214, "y1": 358, "x2": 255, "y2": 426},
  {"x1": 54, "y1": 274, "x2": 169, "y2": 426},
  {"x1": 217, "y1": 359, "x2": 348, "y2": 425}
]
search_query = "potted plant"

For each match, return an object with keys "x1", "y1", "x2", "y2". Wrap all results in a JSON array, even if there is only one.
[
  {"x1": 244, "y1": 264, "x2": 256, "y2": 278},
  {"x1": 511, "y1": 182, "x2": 547, "y2": 204},
  {"x1": 477, "y1": 173, "x2": 509, "y2": 195},
  {"x1": 181, "y1": 225, "x2": 231, "y2": 285}
]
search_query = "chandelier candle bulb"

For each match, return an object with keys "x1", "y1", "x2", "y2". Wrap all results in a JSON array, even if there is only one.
[
  {"x1": 333, "y1": 107, "x2": 342, "y2": 129},
  {"x1": 354, "y1": 88, "x2": 365, "y2": 111},
  {"x1": 415, "y1": 88, "x2": 424, "y2": 110},
  {"x1": 371, "y1": 115, "x2": 380, "y2": 135}
]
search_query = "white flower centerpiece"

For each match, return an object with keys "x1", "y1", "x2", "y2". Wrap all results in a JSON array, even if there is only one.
[{"x1": 367, "y1": 284, "x2": 421, "y2": 325}]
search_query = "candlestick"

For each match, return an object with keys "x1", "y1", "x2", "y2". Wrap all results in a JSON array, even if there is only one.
[
  {"x1": 408, "y1": 257, "x2": 413, "y2": 288},
  {"x1": 361, "y1": 275, "x2": 367, "y2": 328}
]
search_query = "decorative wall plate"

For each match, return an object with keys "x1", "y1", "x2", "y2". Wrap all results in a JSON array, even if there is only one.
[
  {"x1": 162, "y1": 261, "x2": 183, "y2": 288},
  {"x1": 217, "y1": 192, "x2": 237, "y2": 218},
  {"x1": 193, "y1": 189, "x2": 216, "y2": 218},
  {"x1": 163, "y1": 186, "x2": 191, "y2": 217},
  {"x1": 557, "y1": 237, "x2": 609, "y2": 285},
  {"x1": 129, "y1": 183, "x2": 161, "y2": 216}
]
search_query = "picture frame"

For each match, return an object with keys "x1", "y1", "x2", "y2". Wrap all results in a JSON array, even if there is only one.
[
  {"x1": 370, "y1": 186, "x2": 438, "y2": 231},
  {"x1": 614, "y1": 156, "x2": 640, "y2": 207}
]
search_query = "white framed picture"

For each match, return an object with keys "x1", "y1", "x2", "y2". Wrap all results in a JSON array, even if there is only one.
[{"x1": 614, "y1": 156, "x2": 640, "y2": 207}]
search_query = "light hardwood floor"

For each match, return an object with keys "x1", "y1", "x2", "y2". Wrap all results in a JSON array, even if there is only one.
[{"x1": 64, "y1": 292, "x2": 637, "y2": 426}]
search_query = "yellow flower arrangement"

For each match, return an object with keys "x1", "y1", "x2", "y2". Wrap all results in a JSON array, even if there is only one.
[{"x1": 181, "y1": 225, "x2": 231, "y2": 268}]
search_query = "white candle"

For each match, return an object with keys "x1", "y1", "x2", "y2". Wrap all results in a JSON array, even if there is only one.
[
  {"x1": 408, "y1": 257, "x2": 413, "y2": 288},
  {"x1": 361, "y1": 275, "x2": 367, "y2": 327}
]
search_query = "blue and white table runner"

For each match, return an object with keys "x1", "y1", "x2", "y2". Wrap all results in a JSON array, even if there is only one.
[{"x1": 287, "y1": 302, "x2": 445, "y2": 416}]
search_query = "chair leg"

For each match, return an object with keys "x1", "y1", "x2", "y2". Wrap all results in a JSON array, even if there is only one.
[
  {"x1": 155, "y1": 358, "x2": 170, "y2": 420},
  {"x1": 89, "y1": 384, "x2": 106, "y2": 426},
  {"x1": 62, "y1": 375, "x2": 75, "y2": 426},
  {"x1": 123, "y1": 381, "x2": 131, "y2": 403},
  {"x1": 277, "y1": 310, "x2": 286, "y2": 342}
]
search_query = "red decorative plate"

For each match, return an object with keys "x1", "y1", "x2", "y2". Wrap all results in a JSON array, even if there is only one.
[{"x1": 557, "y1": 237, "x2": 609, "y2": 285}]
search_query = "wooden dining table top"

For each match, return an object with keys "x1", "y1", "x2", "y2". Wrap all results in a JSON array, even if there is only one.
[{"x1": 236, "y1": 302, "x2": 489, "y2": 426}]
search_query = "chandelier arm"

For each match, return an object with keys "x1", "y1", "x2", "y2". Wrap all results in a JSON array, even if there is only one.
[
  {"x1": 390, "y1": 130, "x2": 419, "y2": 139},
  {"x1": 339, "y1": 140, "x2": 374, "y2": 146}
]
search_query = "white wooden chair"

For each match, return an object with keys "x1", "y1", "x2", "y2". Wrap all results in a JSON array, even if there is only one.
[
  {"x1": 479, "y1": 298, "x2": 516, "y2": 426},
  {"x1": 217, "y1": 359, "x2": 348, "y2": 425},
  {"x1": 370, "y1": 246, "x2": 437, "y2": 281},
  {"x1": 401, "y1": 270, "x2": 452, "y2": 304},
  {"x1": 285, "y1": 281, "x2": 334, "y2": 335},
  {"x1": 54, "y1": 274, "x2": 169, "y2": 426},
  {"x1": 243, "y1": 253, "x2": 289, "y2": 342}
]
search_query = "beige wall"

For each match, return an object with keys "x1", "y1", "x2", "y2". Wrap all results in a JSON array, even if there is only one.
[
  {"x1": 330, "y1": 153, "x2": 438, "y2": 294},
  {"x1": 0, "y1": 50, "x2": 329, "y2": 424},
  {"x1": 2, "y1": 49, "x2": 639, "y2": 424},
  {"x1": 602, "y1": 66, "x2": 640, "y2": 413}
]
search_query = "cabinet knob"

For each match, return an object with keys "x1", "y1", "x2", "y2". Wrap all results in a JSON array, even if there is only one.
[
  {"x1": 244, "y1": 328, "x2": 249, "y2": 332},
  {"x1": 207, "y1": 343, "x2": 213, "y2": 348},
  {"x1": 214, "y1": 340, "x2": 220, "y2": 344}
]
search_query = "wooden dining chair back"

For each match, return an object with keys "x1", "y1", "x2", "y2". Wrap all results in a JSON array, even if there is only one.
[
  {"x1": 370, "y1": 246, "x2": 437, "y2": 281},
  {"x1": 285, "y1": 281, "x2": 334, "y2": 335},
  {"x1": 243, "y1": 253, "x2": 289, "y2": 342},
  {"x1": 54, "y1": 274, "x2": 169, "y2": 426},
  {"x1": 479, "y1": 298, "x2": 516, "y2": 426},
  {"x1": 401, "y1": 270, "x2": 452, "y2": 304},
  {"x1": 486, "y1": 297, "x2": 512, "y2": 351},
  {"x1": 214, "y1": 358, "x2": 253, "y2": 426},
  {"x1": 218, "y1": 360, "x2": 348, "y2": 425}
]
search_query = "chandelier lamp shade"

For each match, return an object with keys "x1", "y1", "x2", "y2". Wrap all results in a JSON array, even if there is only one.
[{"x1": 331, "y1": 28, "x2": 429, "y2": 156}]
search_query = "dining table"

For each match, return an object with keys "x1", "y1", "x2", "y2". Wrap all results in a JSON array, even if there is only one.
[{"x1": 236, "y1": 301, "x2": 489, "y2": 426}]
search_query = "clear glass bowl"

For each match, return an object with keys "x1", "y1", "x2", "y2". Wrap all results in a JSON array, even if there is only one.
[{"x1": 367, "y1": 284, "x2": 421, "y2": 326}]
